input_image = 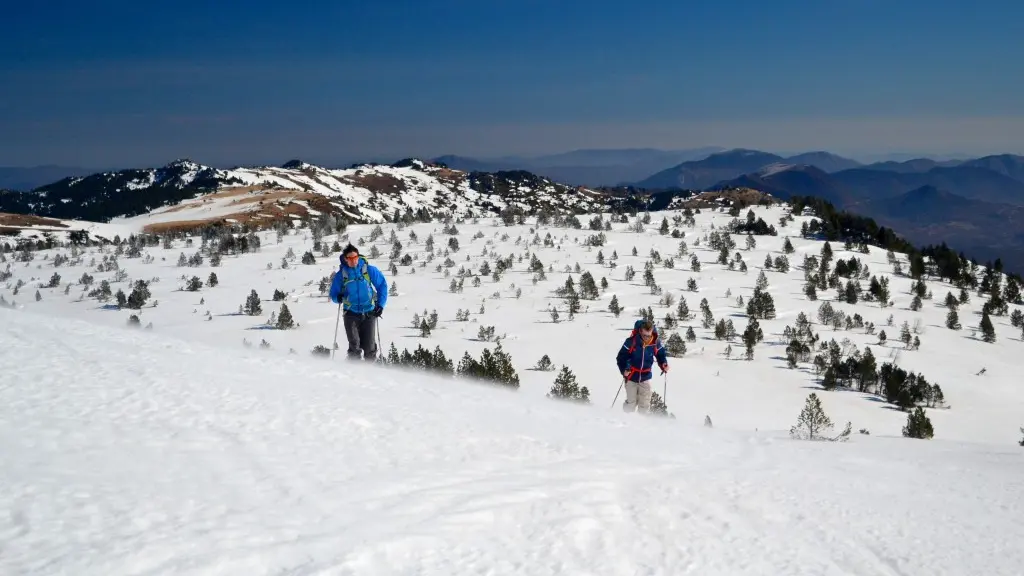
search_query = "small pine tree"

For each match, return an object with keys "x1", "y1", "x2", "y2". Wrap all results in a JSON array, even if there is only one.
[
  {"x1": 649, "y1": 391, "x2": 674, "y2": 417},
  {"x1": 790, "y1": 392, "x2": 851, "y2": 441},
  {"x1": 980, "y1": 309, "x2": 996, "y2": 342},
  {"x1": 946, "y1": 308, "x2": 961, "y2": 330},
  {"x1": 126, "y1": 280, "x2": 151, "y2": 309},
  {"x1": 608, "y1": 294, "x2": 622, "y2": 317},
  {"x1": 1009, "y1": 309, "x2": 1024, "y2": 329},
  {"x1": 665, "y1": 332, "x2": 686, "y2": 356},
  {"x1": 534, "y1": 354, "x2": 554, "y2": 371},
  {"x1": 756, "y1": 270, "x2": 769, "y2": 290},
  {"x1": 244, "y1": 290, "x2": 262, "y2": 316},
  {"x1": 742, "y1": 317, "x2": 763, "y2": 360},
  {"x1": 902, "y1": 407, "x2": 934, "y2": 439},
  {"x1": 208, "y1": 272, "x2": 218, "y2": 287},
  {"x1": 186, "y1": 276, "x2": 202, "y2": 292},
  {"x1": 301, "y1": 251, "x2": 315, "y2": 265},
  {"x1": 276, "y1": 303, "x2": 295, "y2": 329},
  {"x1": 547, "y1": 365, "x2": 590, "y2": 403}
]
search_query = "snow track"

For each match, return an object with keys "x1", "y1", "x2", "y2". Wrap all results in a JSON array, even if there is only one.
[{"x1": 1, "y1": 307, "x2": 1022, "y2": 575}]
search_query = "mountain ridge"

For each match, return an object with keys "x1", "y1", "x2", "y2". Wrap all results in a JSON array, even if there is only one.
[
  {"x1": 0, "y1": 158, "x2": 624, "y2": 233},
  {"x1": 714, "y1": 160, "x2": 1024, "y2": 273}
]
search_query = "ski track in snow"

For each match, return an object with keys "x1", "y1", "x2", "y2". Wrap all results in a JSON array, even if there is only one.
[{"x1": 2, "y1": 307, "x2": 1023, "y2": 575}]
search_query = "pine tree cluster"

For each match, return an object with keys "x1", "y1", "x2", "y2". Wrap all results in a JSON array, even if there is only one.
[
  {"x1": 385, "y1": 343, "x2": 455, "y2": 375},
  {"x1": 547, "y1": 366, "x2": 590, "y2": 403},
  {"x1": 456, "y1": 343, "x2": 520, "y2": 389}
]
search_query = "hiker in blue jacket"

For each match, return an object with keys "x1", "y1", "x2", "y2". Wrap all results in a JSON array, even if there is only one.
[
  {"x1": 615, "y1": 319, "x2": 669, "y2": 412},
  {"x1": 329, "y1": 244, "x2": 388, "y2": 360}
]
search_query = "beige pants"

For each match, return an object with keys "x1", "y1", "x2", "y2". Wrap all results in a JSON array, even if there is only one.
[{"x1": 622, "y1": 380, "x2": 652, "y2": 413}]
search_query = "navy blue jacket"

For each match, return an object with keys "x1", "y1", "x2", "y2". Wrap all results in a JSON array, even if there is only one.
[
  {"x1": 616, "y1": 323, "x2": 668, "y2": 383},
  {"x1": 328, "y1": 256, "x2": 388, "y2": 314}
]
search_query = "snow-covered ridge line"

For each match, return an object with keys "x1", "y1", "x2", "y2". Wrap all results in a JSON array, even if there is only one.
[{"x1": 0, "y1": 157, "x2": 620, "y2": 233}]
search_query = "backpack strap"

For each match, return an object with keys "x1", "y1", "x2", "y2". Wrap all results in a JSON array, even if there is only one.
[
  {"x1": 361, "y1": 260, "x2": 378, "y2": 305},
  {"x1": 340, "y1": 258, "x2": 377, "y2": 310}
]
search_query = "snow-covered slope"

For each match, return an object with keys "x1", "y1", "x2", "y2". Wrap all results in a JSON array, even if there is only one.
[
  {"x1": 0, "y1": 212, "x2": 137, "y2": 243},
  {"x1": 2, "y1": 306, "x2": 1023, "y2": 575},
  {"x1": 2, "y1": 203, "x2": 1023, "y2": 448}
]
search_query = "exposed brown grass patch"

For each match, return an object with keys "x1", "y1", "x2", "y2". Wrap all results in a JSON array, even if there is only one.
[
  {"x1": 138, "y1": 190, "x2": 341, "y2": 234},
  {"x1": 0, "y1": 212, "x2": 70, "y2": 228},
  {"x1": 342, "y1": 172, "x2": 408, "y2": 195}
]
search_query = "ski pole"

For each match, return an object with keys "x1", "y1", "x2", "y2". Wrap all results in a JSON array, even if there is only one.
[
  {"x1": 331, "y1": 303, "x2": 342, "y2": 360},
  {"x1": 663, "y1": 373, "x2": 667, "y2": 404},
  {"x1": 611, "y1": 378, "x2": 625, "y2": 409},
  {"x1": 376, "y1": 316, "x2": 383, "y2": 363}
]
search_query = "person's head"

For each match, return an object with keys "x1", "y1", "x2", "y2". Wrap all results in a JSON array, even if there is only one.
[
  {"x1": 341, "y1": 244, "x2": 360, "y2": 267},
  {"x1": 638, "y1": 320, "x2": 654, "y2": 338}
]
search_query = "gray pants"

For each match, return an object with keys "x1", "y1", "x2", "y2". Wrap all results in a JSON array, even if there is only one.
[
  {"x1": 343, "y1": 311, "x2": 377, "y2": 360},
  {"x1": 623, "y1": 380, "x2": 652, "y2": 413}
]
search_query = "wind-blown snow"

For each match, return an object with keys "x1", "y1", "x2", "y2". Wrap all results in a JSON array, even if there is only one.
[
  {"x1": 6, "y1": 205, "x2": 1024, "y2": 445},
  {"x1": 1, "y1": 307, "x2": 1022, "y2": 575}
]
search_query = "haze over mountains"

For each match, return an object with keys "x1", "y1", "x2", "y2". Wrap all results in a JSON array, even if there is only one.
[
  {"x1": 4, "y1": 145, "x2": 1024, "y2": 274},
  {"x1": 434, "y1": 147, "x2": 725, "y2": 187},
  {"x1": 441, "y1": 148, "x2": 1024, "y2": 274},
  {"x1": 697, "y1": 150, "x2": 1024, "y2": 275}
]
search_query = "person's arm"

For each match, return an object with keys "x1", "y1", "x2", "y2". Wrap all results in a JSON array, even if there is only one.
[
  {"x1": 328, "y1": 269, "x2": 343, "y2": 304},
  {"x1": 616, "y1": 339, "x2": 630, "y2": 375},
  {"x1": 369, "y1": 265, "x2": 388, "y2": 309},
  {"x1": 656, "y1": 341, "x2": 669, "y2": 372}
]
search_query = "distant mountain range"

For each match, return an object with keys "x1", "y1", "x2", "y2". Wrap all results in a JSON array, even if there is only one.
[
  {"x1": 434, "y1": 147, "x2": 724, "y2": 186},
  {"x1": 694, "y1": 150, "x2": 1024, "y2": 274},
  {"x1": 6, "y1": 145, "x2": 1024, "y2": 274}
]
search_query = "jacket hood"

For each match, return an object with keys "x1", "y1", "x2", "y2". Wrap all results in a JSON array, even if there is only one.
[{"x1": 633, "y1": 318, "x2": 657, "y2": 333}]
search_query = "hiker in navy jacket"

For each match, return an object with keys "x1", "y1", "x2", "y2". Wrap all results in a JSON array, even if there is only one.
[
  {"x1": 329, "y1": 244, "x2": 388, "y2": 360},
  {"x1": 615, "y1": 319, "x2": 669, "y2": 412}
]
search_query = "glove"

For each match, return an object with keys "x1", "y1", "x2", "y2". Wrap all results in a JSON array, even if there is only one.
[
  {"x1": 660, "y1": 364, "x2": 669, "y2": 374},
  {"x1": 373, "y1": 306, "x2": 384, "y2": 318}
]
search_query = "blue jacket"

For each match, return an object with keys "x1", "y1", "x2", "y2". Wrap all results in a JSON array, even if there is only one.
[
  {"x1": 616, "y1": 320, "x2": 668, "y2": 383},
  {"x1": 329, "y1": 256, "x2": 388, "y2": 314}
]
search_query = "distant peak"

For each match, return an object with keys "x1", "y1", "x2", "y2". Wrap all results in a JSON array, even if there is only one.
[
  {"x1": 391, "y1": 158, "x2": 430, "y2": 169},
  {"x1": 166, "y1": 158, "x2": 199, "y2": 169}
]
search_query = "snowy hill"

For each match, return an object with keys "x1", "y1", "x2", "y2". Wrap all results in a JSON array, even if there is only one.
[
  {"x1": 3, "y1": 286, "x2": 1024, "y2": 575},
  {"x1": 0, "y1": 158, "x2": 608, "y2": 233},
  {"x1": 4, "y1": 200, "x2": 1024, "y2": 449}
]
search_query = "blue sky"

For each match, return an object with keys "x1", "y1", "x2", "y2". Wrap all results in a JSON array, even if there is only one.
[{"x1": 3, "y1": 0, "x2": 1023, "y2": 168}]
